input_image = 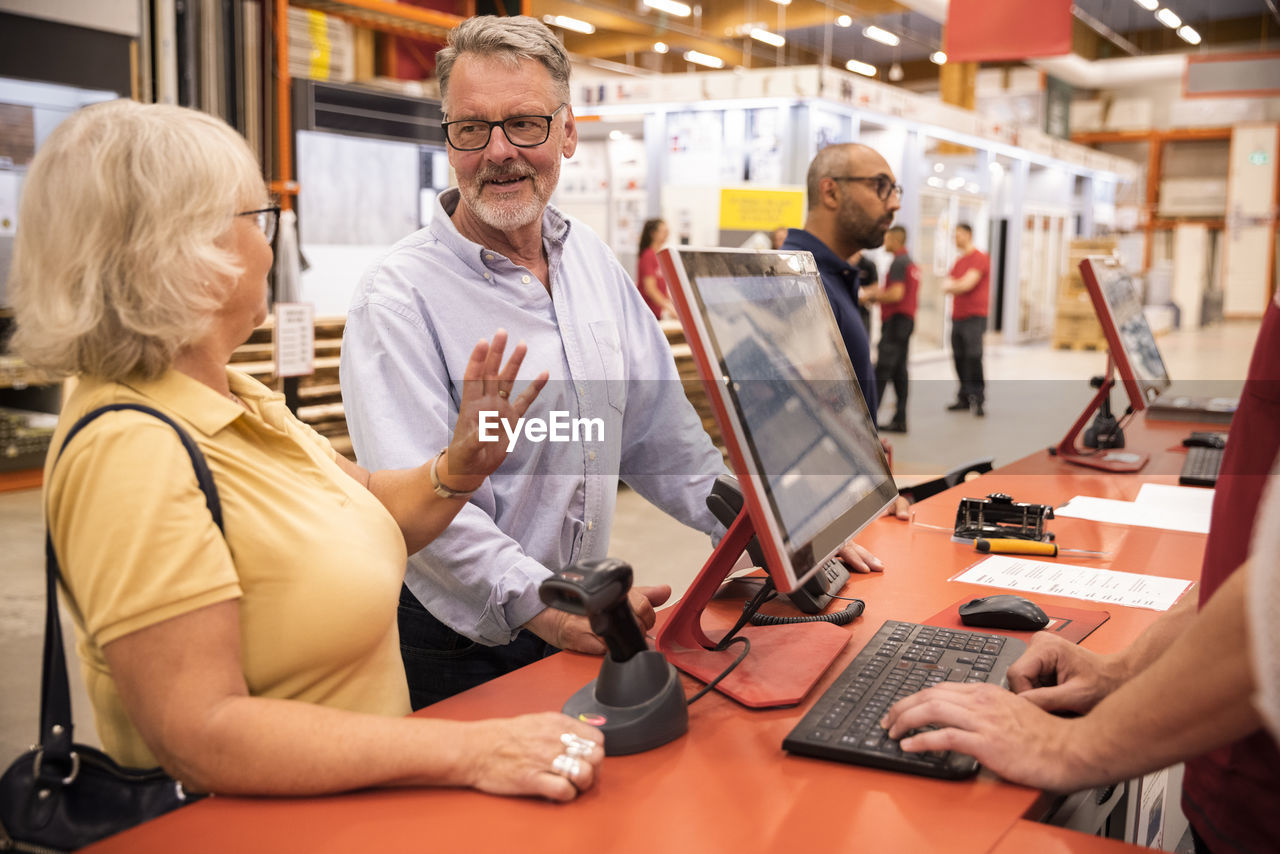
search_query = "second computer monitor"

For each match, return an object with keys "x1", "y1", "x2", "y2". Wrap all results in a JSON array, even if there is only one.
[
  {"x1": 660, "y1": 247, "x2": 897, "y2": 594},
  {"x1": 1079, "y1": 255, "x2": 1173, "y2": 410}
]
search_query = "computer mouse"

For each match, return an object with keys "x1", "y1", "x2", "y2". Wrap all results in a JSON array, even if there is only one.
[
  {"x1": 1182, "y1": 435, "x2": 1226, "y2": 449},
  {"x1": 958, "y1": 594, "x2": 1049, "y2": 631}
]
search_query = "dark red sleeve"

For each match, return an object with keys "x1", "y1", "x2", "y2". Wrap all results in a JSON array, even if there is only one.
[{"x1": 637, "y1": 249, "x2": 658, "y2": 280}]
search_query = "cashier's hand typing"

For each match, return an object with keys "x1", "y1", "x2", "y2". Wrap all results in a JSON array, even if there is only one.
[
  {"x1": 524, "y1": 585, "x2": 672, "y2": 654},
  {"x1": 1006, "y1": 633, "x2": 1128, "y2": 714},
  {"x1": 880, "y1": 683, "x2": 1093, "y2": 793},
  {"x1": 462, "y1": 712, "x2": 604, "y2": 802}
]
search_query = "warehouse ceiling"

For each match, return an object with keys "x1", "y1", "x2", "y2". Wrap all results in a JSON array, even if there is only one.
[{"x1": 528, "y1": 0, "x2": 1280, "y2": 84}]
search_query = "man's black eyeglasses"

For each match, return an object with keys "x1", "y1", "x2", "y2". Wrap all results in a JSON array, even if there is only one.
[
  {"x1": 237, "y1": 205, "x2": 281, "y2": 243},
  {"x1": 442, "y1": 104, "x2": 567, "y2": 151},
  {"x1": 828, "y1": 175, "x2": 904, "y2": 202}
]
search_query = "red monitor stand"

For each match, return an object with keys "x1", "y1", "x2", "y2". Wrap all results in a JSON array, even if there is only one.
[
  {"x1": 1055, "y1": 356, "x2": 1149, "y2": 473},
  {"x1": 654, "y1": 510, "x2": 849, "y2": 709}
]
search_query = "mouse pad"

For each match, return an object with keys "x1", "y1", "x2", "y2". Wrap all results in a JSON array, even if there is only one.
[{"x1": 924, "y1": 598, "x2": 1110, "y2": 644}]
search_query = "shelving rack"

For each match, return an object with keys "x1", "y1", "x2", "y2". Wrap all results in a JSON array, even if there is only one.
[
  {"x1": 1071, "y1": 127, "x2": 1234, "y2": 272},
  {"x1": 269, "y1": 0, "x2": 468, "y2": 208}
]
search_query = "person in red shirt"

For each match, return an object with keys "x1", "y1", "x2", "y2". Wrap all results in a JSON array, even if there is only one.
[
  {"x1": 636, "y1": 218, "x2": 675, "y2": 320},
  {"x1": 884, "y1": 300, "x2": 1280, "y2": 854},
  {"x1": 862, "y1": 225, "x2": 919, "y2": 433},
  {"x1": 942, "y1": 223, "x2": 990, "y2": 417}
]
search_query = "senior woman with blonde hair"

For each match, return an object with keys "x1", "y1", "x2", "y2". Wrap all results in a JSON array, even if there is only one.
[{"x1": 8, "y1": 99, "x2": 602, "y2": 801}]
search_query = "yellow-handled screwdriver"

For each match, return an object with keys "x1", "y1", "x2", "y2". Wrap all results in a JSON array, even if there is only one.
[{"x1": 974, "y1": 538, "x2": 1108, "y2": 558}]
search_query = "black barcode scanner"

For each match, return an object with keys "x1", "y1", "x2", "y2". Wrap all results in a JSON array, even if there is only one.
[
  {"x1": 540, "y1": 559, "x2": 647, "y2": 662},
  {"x1": 539, "y1": 559, "x2": 687, "y2": 755}
]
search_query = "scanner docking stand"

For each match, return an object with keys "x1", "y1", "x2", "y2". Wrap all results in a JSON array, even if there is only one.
[{"x1": 539, "y1": 559, "x2": 688, "y2": 755}]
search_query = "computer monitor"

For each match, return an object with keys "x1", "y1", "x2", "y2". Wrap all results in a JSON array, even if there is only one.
[
  {"x1": 1079, "y1": 256, "x2": 1172, "y2": 412},
  {"x1": 660, "y1": 247, "x2": 897, "y2": 594},
  {"x1": 1079, "y1": 256, "x2": 1236, "y2": 425},
  {"x1": 653, "y1": 247, "x2": 897, "y2": 708}
]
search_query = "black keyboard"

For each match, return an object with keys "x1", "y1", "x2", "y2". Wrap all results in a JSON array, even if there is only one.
[
  {"x1": 782, "y1": 620, "x2": 1026, "y2": 779},
  {"x1": 1179, "y1": 445, "x2": 1224, "y2": 487}
]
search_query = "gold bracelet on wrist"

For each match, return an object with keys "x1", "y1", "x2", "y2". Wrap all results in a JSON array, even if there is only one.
[{"x1": 430, "y1": 448, "x2": 477, "y2": 499}]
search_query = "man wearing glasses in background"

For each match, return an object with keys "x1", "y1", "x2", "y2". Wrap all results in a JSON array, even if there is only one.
[{"x1": 781, "y1": 143, "x2": 904, "y2": 418}]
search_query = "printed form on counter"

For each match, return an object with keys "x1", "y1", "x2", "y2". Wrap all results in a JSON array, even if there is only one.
[{"x1": 951, "y1": 555, "x2": 1193, "y2": 611}]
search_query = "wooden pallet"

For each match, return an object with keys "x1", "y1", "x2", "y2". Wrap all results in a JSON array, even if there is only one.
[
  {"x1": 1051, "y1": 337, "x2": 1106, "y2": 351},
  {"x1": 231, "y1": 316, "x2": 352, "y2": 457}
]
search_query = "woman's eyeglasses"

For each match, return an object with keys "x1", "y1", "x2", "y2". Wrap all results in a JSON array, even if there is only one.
[{"x1": 237, "y1": 206, "x2": 281, "y2": 243}]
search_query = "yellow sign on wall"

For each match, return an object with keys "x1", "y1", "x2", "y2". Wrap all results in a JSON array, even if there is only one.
[{"x1": 718, "y1": 188, "x2": 805, "y2": 231}]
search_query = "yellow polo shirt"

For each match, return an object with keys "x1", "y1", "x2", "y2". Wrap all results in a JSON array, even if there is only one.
[{"x1": 45, "y1": 369, "x2": 411, "y2": 767}]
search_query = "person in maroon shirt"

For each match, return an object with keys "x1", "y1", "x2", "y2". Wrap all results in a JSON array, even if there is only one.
[
  {"x1": 942, "y1": 223, "x2": 991, "y2": 417},
  {"x1": 636, "y1": 218, "x2": 675, "y2": 320},
  {"x1": 884, "y1": 300, "x2": 1280, "y2": 854},
  {"x1": 862, "y1": 225, "x2": 919, "y2": 433}
]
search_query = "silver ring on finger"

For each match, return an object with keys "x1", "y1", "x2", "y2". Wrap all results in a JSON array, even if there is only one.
[
  {"x1": 560, "y1": 732, "x2": 597, "y2": 755},
  {"x1": 550, "y1": 753, "x2": 582, "y2": 779},
  {"x1": 565, "y1": 741, "x2": 594, "y2": 759}
]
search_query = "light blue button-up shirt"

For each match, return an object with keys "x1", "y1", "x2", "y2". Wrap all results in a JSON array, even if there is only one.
[{"x1": 340, "y1": 189, "x2": 726, "y2": 645}]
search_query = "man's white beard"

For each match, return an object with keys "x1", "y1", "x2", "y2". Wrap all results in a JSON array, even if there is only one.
[
  {"x1": 470, "y1": 189, "x2": 544, "y2": 231},
  {"x1": 463, "y1": 159, "x2": 560, "y2": 232}
]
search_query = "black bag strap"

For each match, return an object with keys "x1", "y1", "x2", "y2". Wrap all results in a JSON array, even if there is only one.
[{"x1": 38, "y1": 404, "x2": 223, "y2": 777}]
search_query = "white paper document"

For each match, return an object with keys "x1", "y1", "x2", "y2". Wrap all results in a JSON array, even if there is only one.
[
  {"x1": 1054, "y1": 483, "x2": 1214, "y2": 534},
  {"x1": 952, "y1": 555, "x2": 1193, "y2": 611}
]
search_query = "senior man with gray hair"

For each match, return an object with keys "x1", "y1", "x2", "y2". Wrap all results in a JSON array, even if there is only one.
[
  {"x1": 342, "y1": 15, "x2": 888, "y2": 709},
  {"x1": 339, "y1": 16, "x2": 718, "y2": 709}
]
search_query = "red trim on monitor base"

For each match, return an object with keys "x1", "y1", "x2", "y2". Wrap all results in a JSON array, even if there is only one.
[
  {"x1": 1055, "y1": 364, "x2": 1149, "y2": 473},
  {"x1": 655, "y1": 510, "x2": 849, "y2": 709}
]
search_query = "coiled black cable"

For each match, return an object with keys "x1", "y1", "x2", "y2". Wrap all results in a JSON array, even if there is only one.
[{"x1": 749, "y1": 598, "x2": 864, "y2": 626}]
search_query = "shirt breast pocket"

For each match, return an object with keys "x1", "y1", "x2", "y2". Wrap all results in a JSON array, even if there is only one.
[{"x1": 588, "y1": 319, "x2": 627, "y2": 415}]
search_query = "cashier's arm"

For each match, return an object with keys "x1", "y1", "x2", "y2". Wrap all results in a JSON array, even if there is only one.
[
  {"x1": 882, "y1": 565, "x2": 1259, "y2": 792},
  {"x1": 942, "y1": 269, "x2": 981, "y2": 296},
  {"x1": 101, "y1": 600, "x2": 601, "y2": 799}
]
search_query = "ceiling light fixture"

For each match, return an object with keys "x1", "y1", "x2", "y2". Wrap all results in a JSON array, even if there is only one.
[
  {"x1": 836, "y1": 14, "x2": 853, "y2": 27},
  {"x1": 643, "y1": 0, "x2": 692, "y2": 18},
  {"x1": 888, "y1": 62, "x2": 904, "y2": 81},
  {"x1": 846, "y1": 59, "x2": 877, "y2": 77},
  {"x1": 684, "y1": 49, "x2": 725, "y2": 69},
  {"x1": 1133, "y1": 0, "x2": 1158, "y2": 10},
  {"x1": 653, "y1": 41, "x2": 669, "y2": 54},
  {"x1": 930, "y1": 50, "x2": 947, "y2": 65},
  {"x1": 769, "y1": 0, "x2": 792, "y2": 5},
  {"x1": 863, "y1": 25, "x2": 901, "y2": 47},
  {"x1": 1177, "y1": 24, "x2": 1201, "y2": 44},
  {"x1": 1155, "y1": 8, "x2": 1182, "y2": 28},
  {"x1": 541, "y1": 15, "x2": 595, "y2": 35},
  {"x1": 750, "y1": 28, "x2": 786, "y2": 47}
]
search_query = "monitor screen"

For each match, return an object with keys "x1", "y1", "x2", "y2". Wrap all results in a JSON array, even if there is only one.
[
  {"x1": 660, "y1": 247, "x2": 897, "y2": 594},
  {"x1": 1079, "y1": 256, "x2": 1173, "y2": 409}
]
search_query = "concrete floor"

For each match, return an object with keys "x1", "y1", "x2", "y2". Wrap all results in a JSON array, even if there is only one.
[{"x1": 0, "y1": 320, "x2": 1258, "y2": 774}]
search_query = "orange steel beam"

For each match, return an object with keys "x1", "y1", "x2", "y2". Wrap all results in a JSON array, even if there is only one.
[
  {"x1": 1143, "y1": 136, "x2": 1161, "y2": 271},
  {"x1": 291, "y1": 0, "x2": 462, "y2": 40},
  {"x1": 273, "y1": 0, "x2": 297, "y2": 209}
]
